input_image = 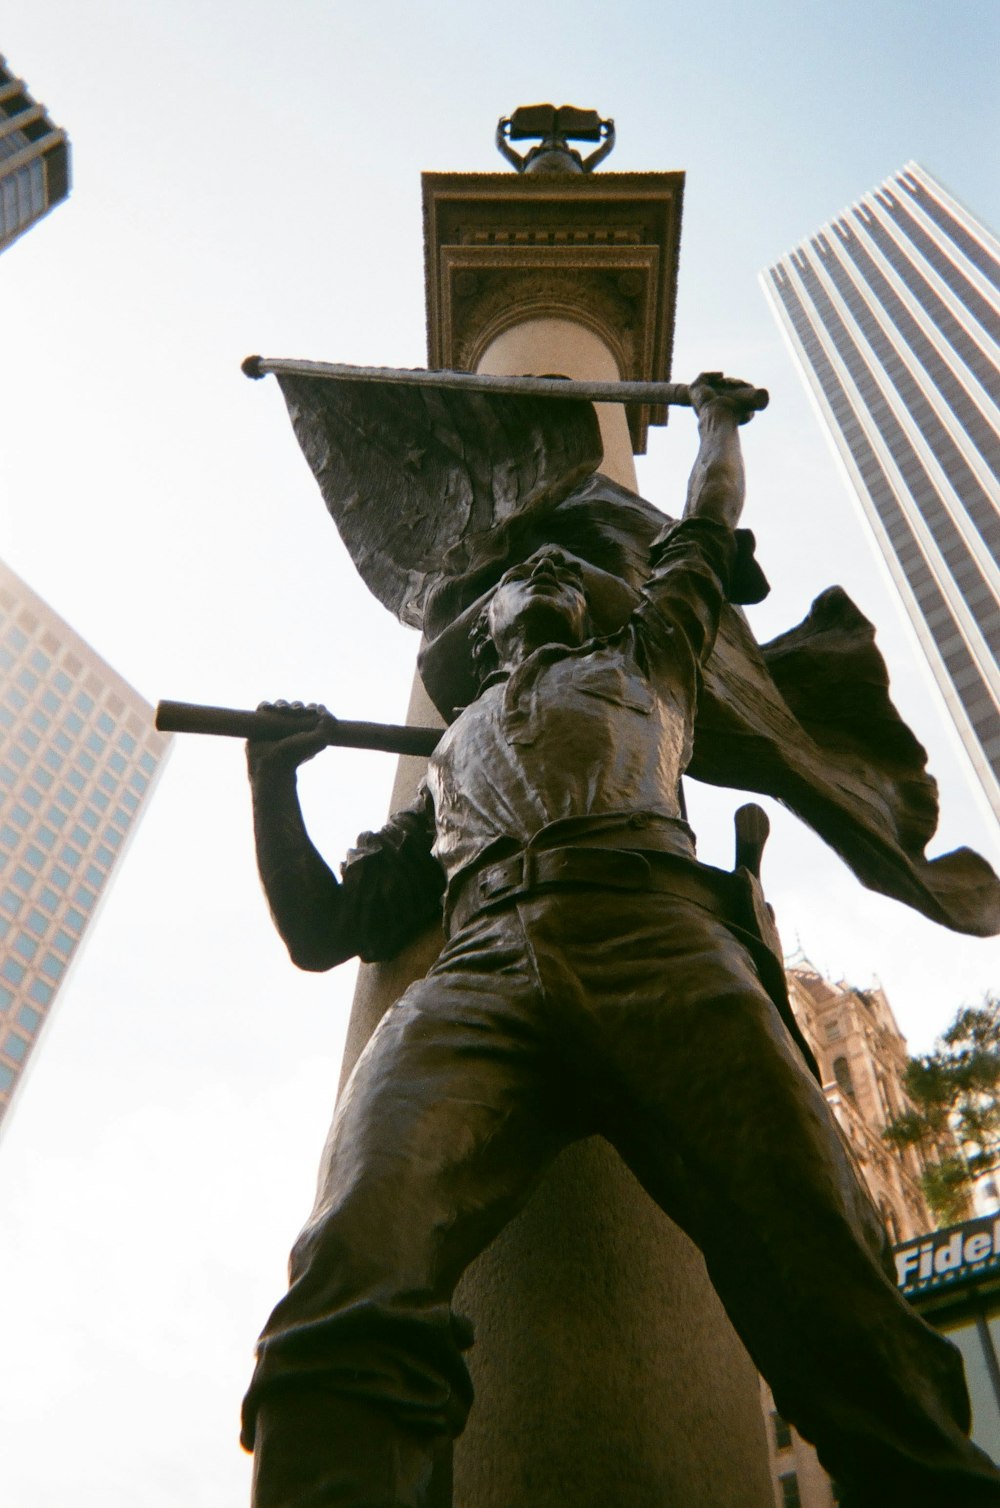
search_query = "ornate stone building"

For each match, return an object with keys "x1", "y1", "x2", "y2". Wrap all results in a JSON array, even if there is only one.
[
  {"x1": 760, "y1": 959, "x2": 941, "y2": 1507},
  {"x1": 786, "y1": 959, "x2": 936, "y2": 1243}
]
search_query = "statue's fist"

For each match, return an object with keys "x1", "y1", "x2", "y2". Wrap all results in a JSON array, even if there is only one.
[
  {"x1": 689, "y1": 372, "x2": 767, "y2": 425},
  {"x1": 246, "y1": 701, "x2": 335, "y2": 782}
]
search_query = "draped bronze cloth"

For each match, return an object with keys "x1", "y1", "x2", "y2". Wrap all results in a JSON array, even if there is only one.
[{"x1": 275, "y1": 372, "x2": 1000, "y2": 938}]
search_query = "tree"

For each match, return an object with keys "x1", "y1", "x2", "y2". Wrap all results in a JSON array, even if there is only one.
[{"x1": 883, "y1": 995, "x2": 1000, "y2": 1226}]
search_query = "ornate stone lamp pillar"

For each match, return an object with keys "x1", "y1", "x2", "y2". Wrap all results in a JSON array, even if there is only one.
[{"x1": 339, "y1": 109, "x2": 773, "y2": 1508}]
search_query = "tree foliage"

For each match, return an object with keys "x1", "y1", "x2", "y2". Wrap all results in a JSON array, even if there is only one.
[{"x1": 883, "y1": 996, "x2": 1000, "y2": 1225}]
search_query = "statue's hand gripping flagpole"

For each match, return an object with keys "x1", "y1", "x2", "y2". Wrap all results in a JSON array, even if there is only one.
[{"x1": 155, "y1": 699, "x2": 441, "y2": 759}]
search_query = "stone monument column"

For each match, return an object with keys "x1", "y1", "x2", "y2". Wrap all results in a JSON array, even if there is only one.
[{"x1": 339, "y1": 114, "x2": 773, "y2": 1508}]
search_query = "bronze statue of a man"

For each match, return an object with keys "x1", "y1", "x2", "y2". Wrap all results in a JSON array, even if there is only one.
[{"x1": 239, "y1": 376, "x2": 1000, "y2": 1507}]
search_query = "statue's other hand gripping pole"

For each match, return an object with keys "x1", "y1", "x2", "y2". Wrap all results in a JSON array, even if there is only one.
[{"x1": 155, "y1": 701, "x2": 441, "y2": 758}]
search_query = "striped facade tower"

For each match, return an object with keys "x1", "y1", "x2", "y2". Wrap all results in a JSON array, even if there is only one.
[{"x1": 762, "y1": 164, "x2": 1000, "y2": 825}]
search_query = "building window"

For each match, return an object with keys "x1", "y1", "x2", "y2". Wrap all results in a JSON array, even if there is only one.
[
  {"x1": 13, "y1": 932, "x2": 37, "y2": 962},
  {"x1": 833, "y1": 1056, "x2": 856, "y2": 1099},
  {"x1": 40, "y1": 952, "x2": 64, "y2": 982},
  {"x1": 772, "y1": 1410, "x2": 792, "y2": 1451},
  {"x1": 779, "y1": 1472, "x2": 802, "y2": 1508},
  {"x1": 3, "y1": 1031, "x2": 27, "y2": 1063},
  {"x1": 825, "y1": 1017, "x2": 842, "y2": 1042}
]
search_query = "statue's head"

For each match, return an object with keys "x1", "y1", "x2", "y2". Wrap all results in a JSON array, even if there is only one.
[{"x1": 471, "y1": 547, "x2": 593, "y2": 683}]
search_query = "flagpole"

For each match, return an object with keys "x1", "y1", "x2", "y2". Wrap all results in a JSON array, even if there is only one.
[{"x1": 240, "y1": 354, "x2": 768, "y2": 413}]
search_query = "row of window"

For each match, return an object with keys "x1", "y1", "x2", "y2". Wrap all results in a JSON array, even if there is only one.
[
  {"x1": 770, "y1": 267, "x2": 1000, "y2": 788},
  {"x1": 0, "y1": 157, "x2": 46, "y2": 243},
  {"x1": 879, "y1": 189, "x2": 1000, "y2": 346},
  {"x1": 0, "y1": 708, "x2": 154, "y2": 790},
  {"x1": 792, "y1": 253, "x2": 999, "y2": 656},
  {"x1": 900, "y1": 172, "x2": 1000, "y2": 294},
  {"x1": 830, "y1": 215, "x2": 999, "y2": 482},
  {"x1": 0, "y1": 1027, "x2": 29, "y2": 1064},
  {"x1": 812, "y1": 230, "x2": 1000, "y2": 563},
  {"x1": 856, "y1": 205, "x2": 998, "y2": 407},
  {"x1": 0, "y1": 615, "x2": 157, "y2": 767}
]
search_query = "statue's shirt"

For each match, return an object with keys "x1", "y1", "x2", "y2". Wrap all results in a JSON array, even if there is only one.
[
  {"x1": 339, "y1": 519, "x2": 740, "y2": 958},
  {"x1": 424, "y1": 517, "x2": 739, "y2": 887}
]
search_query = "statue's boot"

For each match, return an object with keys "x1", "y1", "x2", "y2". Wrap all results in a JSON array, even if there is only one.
[{"x1": 250, "y1": 1390, "x2": 437, "y2": 1508}]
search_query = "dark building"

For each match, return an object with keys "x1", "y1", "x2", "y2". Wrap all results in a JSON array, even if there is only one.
[{"x1": 0, "y1": 54, "x2": 70, "y2": 253}]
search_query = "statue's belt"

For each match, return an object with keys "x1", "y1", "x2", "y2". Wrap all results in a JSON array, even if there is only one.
[
  {"x1": 445, "y1": 844, "x2": 732, "y2": 938},
  {"x1": 443, "y1": 839, "x2": 821, "y2": 1084}
]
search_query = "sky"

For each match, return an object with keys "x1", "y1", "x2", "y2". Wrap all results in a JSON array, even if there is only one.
[{"x1": 0, "y1": 2, "x2": 998, "y2": 1503}]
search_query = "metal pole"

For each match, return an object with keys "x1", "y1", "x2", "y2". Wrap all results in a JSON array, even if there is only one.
[
  {"x1": 154, "y1": 700, "x2": 441, "y2": 758},
  {"x1": 240, "y1": 355, "x2": 769, "y2": 413}
]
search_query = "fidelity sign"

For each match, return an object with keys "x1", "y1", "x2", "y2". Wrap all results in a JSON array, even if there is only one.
[{"x1": 895, "y1": 1215, "x2": 1000, "y2": 1296}]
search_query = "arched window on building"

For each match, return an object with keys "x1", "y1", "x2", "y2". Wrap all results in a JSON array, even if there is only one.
[{"x1": 833, "y1": 1055, "x2": 856, "y2": 1100}]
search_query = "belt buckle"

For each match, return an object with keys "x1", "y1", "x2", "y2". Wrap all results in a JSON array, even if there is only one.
[{"x1": 478, "y1": 854, "x2": 527, "y2": 902}]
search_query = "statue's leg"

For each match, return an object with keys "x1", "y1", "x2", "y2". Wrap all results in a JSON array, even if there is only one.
[
  {"x1": 520, "y1": 888, "x2": 1000, "y2": 1507},
  {"x1": 243, "y1": 905, "x2": 572, "y2": 1508}
]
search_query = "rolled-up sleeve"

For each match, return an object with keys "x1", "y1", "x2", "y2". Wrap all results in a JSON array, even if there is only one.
[
  {"x1": 339, "y1": 783, "x2": 444, "y2": 962},
  {"x1": 632, "y1": 518, "x2": 768, "y2": 697}
]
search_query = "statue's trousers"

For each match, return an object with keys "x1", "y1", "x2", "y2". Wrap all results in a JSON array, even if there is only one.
[{"x1": 244, "y1": 878, "x2": 1000, "y2": 1508}]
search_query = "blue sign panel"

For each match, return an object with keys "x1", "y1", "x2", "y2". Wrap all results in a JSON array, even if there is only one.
[{"x1": 895, "y1": 1215, "x2": 1000, "y2": 1297}]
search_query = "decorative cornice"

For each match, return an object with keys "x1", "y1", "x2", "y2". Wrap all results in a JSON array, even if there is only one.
[{"x1": 423, "y1": 170, "x2": 684, "y2": 453}]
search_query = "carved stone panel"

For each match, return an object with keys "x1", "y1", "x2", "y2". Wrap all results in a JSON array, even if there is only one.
[{"x1": 423, "y1": 171, "x2": 684, "y2": 452}]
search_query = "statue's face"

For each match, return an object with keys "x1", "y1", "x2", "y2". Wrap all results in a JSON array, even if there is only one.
[{"x1": 487, "y1": 547, "x2": 591, "y2": 659}]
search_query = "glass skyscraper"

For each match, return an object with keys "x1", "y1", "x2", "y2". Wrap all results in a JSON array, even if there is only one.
[
  {"x1": 0, "y1": 53, "x2": 70, "y2": 253},
  {"x1": 762, "y1": 163, "x2": 999, "y2": 824},
  {"x1": 0, "y1": 559, "x2": 169, "y2": 1129}
]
